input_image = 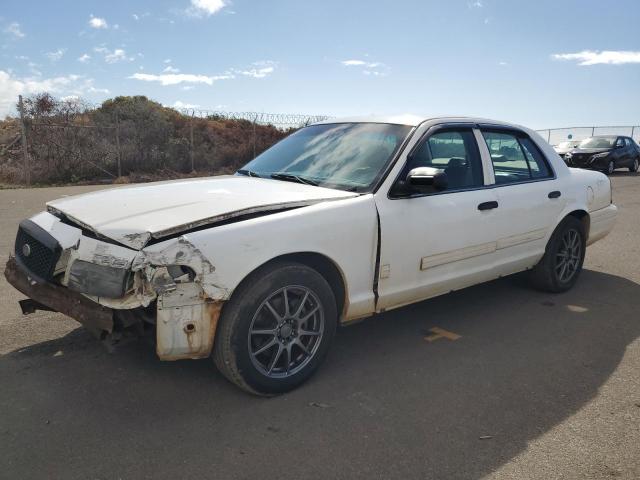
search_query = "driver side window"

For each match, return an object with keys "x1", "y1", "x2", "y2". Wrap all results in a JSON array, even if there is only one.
[{"x1": 405, "y1": 129, "x2": 484, "y2": 192}]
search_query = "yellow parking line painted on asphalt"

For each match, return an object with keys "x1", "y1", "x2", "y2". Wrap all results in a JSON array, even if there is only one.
[{"x1": 424, "y1": 327, "x2": 462, "y2": 342}]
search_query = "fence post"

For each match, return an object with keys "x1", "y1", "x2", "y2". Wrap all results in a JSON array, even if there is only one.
[
  {"x1": 18, "y1": 95, "x2": 31, "y2": 187},
  {"x1": 252, "y1": 114, "x2": 257, "y2": 159},
  {"x1": 591, "y1": 127, "x2": 595, "y2": 136},
  {"x1": 190, "y1": 111, "x2": 195, "y2": 172},
  {"x1": 632, "y1": 126, "x2": 636, "y2": 140},
  {"x1": 115, "y1": 109, "x2": 122, "y2": 177},
  {"x1": 547, "y1": 130, "x2": 551, "y2": 143}
]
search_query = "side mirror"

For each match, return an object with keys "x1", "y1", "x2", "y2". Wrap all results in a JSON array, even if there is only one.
[{"x1": 407, "y1": 167, "x2": 448, "y2": 192}]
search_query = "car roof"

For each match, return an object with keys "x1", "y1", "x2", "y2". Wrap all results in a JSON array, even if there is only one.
[{"x1": 313, "y1": 115, "x2": 520, "y2": 128}]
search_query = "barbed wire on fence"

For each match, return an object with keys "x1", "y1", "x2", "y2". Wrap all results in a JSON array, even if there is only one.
[{"x1": 179, "y1": 109, "x2": 331, "y2": 129}]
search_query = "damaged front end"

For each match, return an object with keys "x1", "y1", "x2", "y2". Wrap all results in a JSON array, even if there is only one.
[{"x1": 4, "y1": 212, "x2": 224, "y2": 360}]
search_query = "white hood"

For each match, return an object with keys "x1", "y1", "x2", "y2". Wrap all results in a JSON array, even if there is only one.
[{"x1": 47, "y1": 175, "x2": 358, "y2": 249}]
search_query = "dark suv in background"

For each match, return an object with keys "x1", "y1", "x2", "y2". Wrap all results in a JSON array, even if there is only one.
[{"x1": 563, "y1": 135, "x2": 640, "y2": 175}]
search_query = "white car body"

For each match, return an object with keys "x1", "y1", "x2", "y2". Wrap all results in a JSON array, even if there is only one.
[{"x1": 6, "y1": 116, "x2": 617, "y2": 361}]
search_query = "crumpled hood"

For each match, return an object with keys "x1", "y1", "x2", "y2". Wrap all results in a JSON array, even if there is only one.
[{"x1": 47, "y1": 175, "x2": 358, "y2": 249}]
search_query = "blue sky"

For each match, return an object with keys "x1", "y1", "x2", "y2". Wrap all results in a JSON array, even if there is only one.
[{"x1": 1, "y1": 0, "x2": 639, "y2": 129}]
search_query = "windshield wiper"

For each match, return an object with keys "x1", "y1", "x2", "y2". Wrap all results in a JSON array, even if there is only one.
[
  {"x1": 237, "y1": 169, "x2": 261, "y2": 177},
  {"x1": 270, "y1": 172, "x2": 319, "y2": 186}
]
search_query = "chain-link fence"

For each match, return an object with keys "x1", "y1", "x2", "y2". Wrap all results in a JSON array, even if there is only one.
[
  {"x1": 536, "y1": 126, "x2": 640, "y2": 146},
  {"x1": 3, "y1": 94, "x2": 331, "y2": 186}
]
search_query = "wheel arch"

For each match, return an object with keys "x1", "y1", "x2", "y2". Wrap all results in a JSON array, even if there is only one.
[
  {"x1": 227, "y1": 251, "x2": 348, "y2": 321},
  {"x1": 566, "y1": 209, "x2": 590, "y2": 239}
]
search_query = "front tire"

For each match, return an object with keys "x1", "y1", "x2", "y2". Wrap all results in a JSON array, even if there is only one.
[
  {"x1": 213, "y1": 261, "x2": 337, "y2": 395},
  {"x1": 530, "y1": 216, "x2": 586, "y2": 293},
  {"x1": 630, "y1": 157, "x2": 639, "y2": 173},
  {"x1": 604, "y1": 160, "x2": 615, "y2": 175}
]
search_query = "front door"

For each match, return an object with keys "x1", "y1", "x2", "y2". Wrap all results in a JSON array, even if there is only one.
[{"x1": 375, "y1": 126, "x2": 501, "y2": 311}]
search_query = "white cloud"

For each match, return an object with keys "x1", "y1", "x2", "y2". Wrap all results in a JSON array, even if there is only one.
[
  {"x1": 187, "y1": 0, "x2": 226, "y2": 17},
  {"x1": 89, "y1": 15, "x2": 108, "y2": 29},
  {"x1": 78, "y1": 54, "x2": 91, "y2": 63},
  {"x1": 105, "y1": 49, "x2": 128, "y2": 63},
  {"x1": 552, "y1": 50, "x2": 640, "y2": 66},
  {"x1": 132, "y1": 12, "x2": 150, "y2": 21},
  {"x1": 171, "y1": 100, "x2": 201, "y2": 109},
  {"x1": 45, "y1": 48, "x2": 66, "y2": 62},
  {"x1": 5, "y1": 22, "x2": 25, "y2": 38},
  {"x1": 181, "y1": 85, "x2": 195, "y2": 91},
  {"x1": 94, "y1": 47, "x2": 134, "y2": 64},
  {"x1": 0, "y1": 70, "x2": 108, "y2": 117},
  {"x1": 234, "y1": 61, "x2": 277, "y2": 78},
  {"x1": 88, "y1": 86, "x2": 110, "y2": 94},
  {"x1": 164, "y1": 58, "x2": 172, "y2": 64},
  {"x1": 130, "y1": 61, "x2": 276, "y2": 87},
  {"x1": 341, "y1": 59, "x2": 383, "y2": 68},
  {"x1": 341, "y1": 59, "x2": 388, "y2": 76},
  {"x1": 499, "y1": 61, "x2": 508, "y2": 66},
  {"x1": 468, "y1": 0, "x2": 483, "y2": 7},
  {"x1": 128, "y1": 72, "x2": 233, "y2": 86},
  {"x1": 341, "y1": 60, "x2": 366, "y2": 66}
]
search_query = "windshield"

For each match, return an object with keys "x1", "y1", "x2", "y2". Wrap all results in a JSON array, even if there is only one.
[
  {"x1": 239, "y1": 123, "x2": 413, "y2": 192},
  {"x1": 579, "y1": 137, "x2": 616, "y2": 149},
  {"x1": 557, "y1": 141, "x2": 578, "y2": 149}
]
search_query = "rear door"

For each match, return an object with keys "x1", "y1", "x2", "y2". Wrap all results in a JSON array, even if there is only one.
[{"x1": 478, "y1": 127, "x2": 567, "y2": 275}]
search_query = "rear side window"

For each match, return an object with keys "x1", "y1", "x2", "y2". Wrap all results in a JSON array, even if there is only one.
[{"x1": 482, "y1": 131, "x2": 552, "y2": 184}]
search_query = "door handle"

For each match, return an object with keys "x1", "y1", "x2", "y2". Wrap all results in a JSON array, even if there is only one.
[
  {"x1": 478, "y1": 201, "x2": 499, "y2": 211},
  {"x1": 548, "y1": 191, "x2": 561, "y2": 199}
]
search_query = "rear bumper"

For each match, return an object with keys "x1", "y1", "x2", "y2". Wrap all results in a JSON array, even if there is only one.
[
  {"x1": 4, "y1": 256, "x2": 114, "y2": 337},
  {"x1": 588, "y1": 204, "x2": 617, "y2": 246}
]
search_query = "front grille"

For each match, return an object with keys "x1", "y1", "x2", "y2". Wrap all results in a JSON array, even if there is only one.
[
  {"x1": 14, "y1": 220, "x2": 62, "y2": 282},
  {"x1": 570, "y1": 154, "x2": 589, "y2": 166}
]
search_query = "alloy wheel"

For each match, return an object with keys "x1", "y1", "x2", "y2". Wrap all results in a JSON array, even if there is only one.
[
  {"x1": 248, "y1": 286, "x2": 324, "y2": 378},
  {"x1": 555, "y1": 228, "x2": 582, "y2": 283}
]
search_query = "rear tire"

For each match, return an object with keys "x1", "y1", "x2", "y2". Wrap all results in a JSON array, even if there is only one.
[
  {"x1": 530, "y1": 216, "x2": 586, "y2": 293},
  {"x1": 213, "y1": 261, "x2": 337, "y2": 395},
  {"x1": 630, "y1": 157, "x2": 639, "y2": 173}
]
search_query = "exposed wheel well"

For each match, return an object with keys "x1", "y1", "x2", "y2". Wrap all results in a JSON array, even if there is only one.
[
  {"x1": 567, "y1": 210, "x2": 590, "y2": 239},
  {"x1": 236, "y1": 252, "x2": 347, "y2": 320}
]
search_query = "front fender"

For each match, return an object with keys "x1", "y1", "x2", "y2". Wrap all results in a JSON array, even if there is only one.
[{"x1": 142, "y1": 195, "x2": 380, "y2": 321}]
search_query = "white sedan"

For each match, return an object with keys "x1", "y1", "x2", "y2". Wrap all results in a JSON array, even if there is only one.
[{"x1": 5, "y1": 115, "x2": 617, "y2": 394}]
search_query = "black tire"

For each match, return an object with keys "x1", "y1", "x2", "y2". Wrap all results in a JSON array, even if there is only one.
[
  {"x1": 630, "y1": 157, "x2": 639, "y2": 173},
  {"x1": 530, "y1": 216, "x2": 586, "y2": 293},
  {"x1": 213, "y1": 261, "x2": 337, "y2": 395},
  {"x1": 603, "y1": 160, "x2": 615, "y2": 175}
]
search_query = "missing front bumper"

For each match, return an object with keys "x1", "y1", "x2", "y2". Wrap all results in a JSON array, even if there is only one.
[{"x1": 4, "y1": 256, "x2": 114, "y2": 337}]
